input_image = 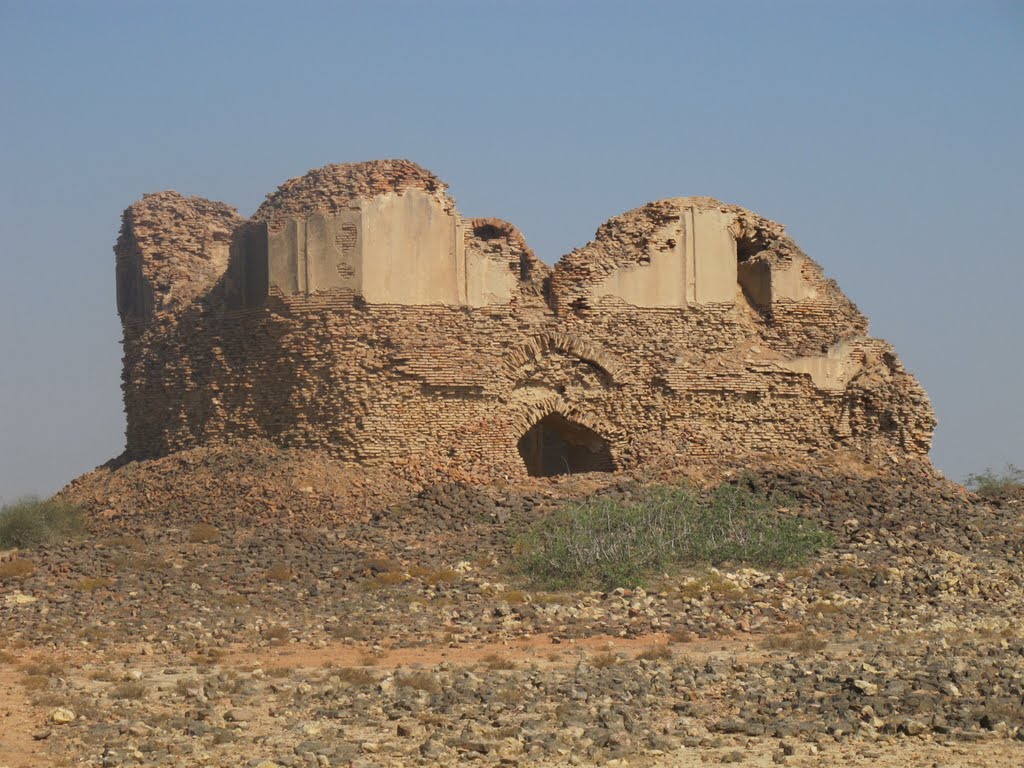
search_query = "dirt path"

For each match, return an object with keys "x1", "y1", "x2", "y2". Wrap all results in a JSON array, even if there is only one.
[
  {"x1": 222, "y1": 631, "x2": 775, "y2": 670},
  {"x1": 0, "y1": 662, "x2": 53, "y2": 768}
]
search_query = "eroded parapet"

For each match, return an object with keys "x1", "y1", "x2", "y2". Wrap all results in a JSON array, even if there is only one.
[
  {"x1": 115, "y1": 192, "x2": 244, "y2": 320},
  {"x1": 551, "y1": 198, "x2": 801, "y2": 313},
  {"x1": 231, "y1": 174, "x2": 535, "y2": 308}
]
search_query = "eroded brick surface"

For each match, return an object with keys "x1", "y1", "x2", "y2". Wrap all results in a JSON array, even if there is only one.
[{"x1": 112, "y1": 160, "x2": 935, "y2": 478}]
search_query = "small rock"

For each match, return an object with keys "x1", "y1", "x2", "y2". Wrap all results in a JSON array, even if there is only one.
[{"x1": 49, "y1": 707, "x2": 75, "y2": 725}]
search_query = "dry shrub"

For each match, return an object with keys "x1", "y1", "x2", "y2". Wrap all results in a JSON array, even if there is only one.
[
  {"x1": 21, "y1": 674, "x2": 49, "y2": 691},
  {"x1": 110, "y1": 681, "x2": 147, "y2": 700},
  {"x1": 589, "y1": 652, "x2": 620, "y2": 669},
  {"x1": 636, "y1": 645, "x2": 673, "y2": 661},
  {"x1": 0, "y1": 497, "x2": 85, "y2": 548},
  {"x1": 328, "y1": 622, "x2": 368, "y2": 641},
  {"x1": 667, "y1": 628, "x2": 696, "y2": 644},
  {"x1": 334, "y1": 667, "x2": 377, "y2": 686},
  {"x1": 0, "y1": 559, "x2": 34, "y2": 580},
  {"x1": 480, "y1": 653, "x2": 517, "y2": 670},
  {"x1": 396, "y1": 671, "x2": 441, "y2": 694},
  {"x1": 188, "y1": 523, "x2": 220, "y2": 543},
  {"x1": 763, "y1": 632, "x2": 827, "y2": 653}
]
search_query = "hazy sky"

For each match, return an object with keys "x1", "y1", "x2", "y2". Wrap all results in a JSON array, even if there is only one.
[{"x1": 1, "y1": 1, "x2": 1021, "y2": 502}]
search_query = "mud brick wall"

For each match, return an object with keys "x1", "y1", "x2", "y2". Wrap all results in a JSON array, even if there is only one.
[{"x1": 113, "y1": 160, "x2": 936, "y2": 478}]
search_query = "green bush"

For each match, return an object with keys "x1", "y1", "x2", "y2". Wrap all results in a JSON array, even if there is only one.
[
  {"x1": 513, "y1": 483, "x2": 832, "y2": 591},
  {"x1": 964, "y1": 464, "x2": 1024, "y2": 497},
  {"x1": 0, "y1": 496, "x2": 85, "y2": 548}
]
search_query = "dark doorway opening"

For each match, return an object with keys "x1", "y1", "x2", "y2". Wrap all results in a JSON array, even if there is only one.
[{"x1": 517, "y1": 413, "x2": 614, "y2": 477}]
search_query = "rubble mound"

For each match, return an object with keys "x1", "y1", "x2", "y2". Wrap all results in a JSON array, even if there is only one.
[{"x1": 60, "y1": 441, "x2": 417, "y2": 530}]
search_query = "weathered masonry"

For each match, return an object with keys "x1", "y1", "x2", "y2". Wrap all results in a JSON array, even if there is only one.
[{"x1": 114, "y1": 160, "x2": 935, "y2": 477}]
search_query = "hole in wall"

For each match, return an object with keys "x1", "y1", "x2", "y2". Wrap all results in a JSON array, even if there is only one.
[
  {"x1": 517, "y1": 413, "x2": 614, "y2": 477},
  {"x1": 474, "y1": 223, "x2": 504, "y2": 240}
]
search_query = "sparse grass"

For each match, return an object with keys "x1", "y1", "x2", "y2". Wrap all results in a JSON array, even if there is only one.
[
  {"x1": 328, "y1": 622, "x2": 369, "y2": 641},
  {"x1": 110, "y1": 681, "x2": 147, "y2": 700},
  {"x1": 408, "y1": 566, "x2": 460, "y2": 586},
  {"x1": 0, "y1": 496, "x2": 85, "y2": 549},
  {"x1": 762, "y1": 631, "x2": 828, "y2": 653},
  {"x1": 262, "y1": 625, "x2": 291, "y2": 644},
  {"x1": 23, "y1": 661, "x2": 64, "y2": 677},
  {"x1": 334, "y1": 667, "x2": 377, "y2": 686},
  {"x1": 74, "y1": 576, "x2": 113, "y2": 592},
  {"x1": 99, "y1": 535, "x2": 145, "y2": 551},
  {"x1": 188, "y1": 523, "x2": 220, "y2": 543},
  {"x1": 363, "y1": 571, "x2": 407, "y2": 589},
  {"x1": 965, "y1": 464, "x2": 1024, "y2": 498},
  {"x1": 636, "y1": 645, "x2": 673, "y2": 661},
  {"x1": 667, "y1": 628, "x2": 696, "y2": 644},
  {"x1": 265, "y1": 564, "x2": 294, "y2": 582},
  {"x1": 0, "y1": 558, "x2": 35, "y2": 580},
  {"x1": 514, "y1": 482, "x2": 832, "y2": 591},
  {"x1": 480, "y1": 653, "x2": 517, "y2": 670},
  {"x1": 21, "y1": 674, "x2": 50, "y2": 691}
]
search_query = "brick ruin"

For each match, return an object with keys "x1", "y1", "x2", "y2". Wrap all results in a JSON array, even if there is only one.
[{"x1": 114, "y1": 160, "x2": 936, "y2": 479}]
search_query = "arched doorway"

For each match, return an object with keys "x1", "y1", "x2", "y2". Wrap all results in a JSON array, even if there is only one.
[{"x1": 517, "y1": 413, "x2": 614, "y2": 477}]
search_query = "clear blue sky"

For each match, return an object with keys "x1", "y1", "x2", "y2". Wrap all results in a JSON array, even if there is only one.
[{"x1": 1, "y1": 1, "x2": 1021, "y2": 502}]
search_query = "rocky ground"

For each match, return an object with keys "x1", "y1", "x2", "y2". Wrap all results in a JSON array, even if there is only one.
[{"x1": 2, "y1": 457, "x2": 1023, "y2": 767}]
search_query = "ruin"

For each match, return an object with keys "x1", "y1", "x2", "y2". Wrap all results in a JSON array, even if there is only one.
[{"x1": 114, "y1": 160, "x2": 935, "y2": 478}]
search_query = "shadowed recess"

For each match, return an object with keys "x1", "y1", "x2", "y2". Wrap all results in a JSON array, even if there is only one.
[{"x1": 518, "y1": 413, "x2": 614, "y2": 477}]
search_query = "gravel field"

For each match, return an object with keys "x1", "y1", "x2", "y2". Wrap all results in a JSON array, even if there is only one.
[{"x1": 2, "y1": 458, "x2": 1022, "y2": 767}]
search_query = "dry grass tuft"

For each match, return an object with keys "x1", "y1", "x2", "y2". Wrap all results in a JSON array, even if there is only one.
[
  {"x1": 364, "y1": 571, "x2": 407, "y2": 589},
  {"x1": 110, "y1": 681, "x2": 147, "y2": 700},
  {"x1": 667, "y1": 628, "x2": 696, "y2": 644},
  {"x1": 262, "y1": 625, "x2": 291, "y2": 645},
  {"x1": 396, "y1": 671, "x2": 441, "y2": 694},
  {"x1": 589, "y1": 652, "x2": 620, "y2": 669},
  {"x1": 636, "y1": 645, "x2": 673, "y2": 661},
  {"x1": 75, "y1": 576, "x2": 114, "y2": 592},
  {"x1": 762, "y1": 631, "x2": 828, "y2": 653},
  {"x1": 188, "y1": 523, "x2": 220, "y2": 543},
  {"x1": 334, "y1": 667, "x2": 377, "y2": 686},
  {"x1": 265, "y1": 564, "x2": 294, "y2": 582},
  {"x1": 0, "y1": 558, "x2": 34, "y2": 580},
  {"x1": 480, "y1": 653, "x2": 517, "y2": 670}
]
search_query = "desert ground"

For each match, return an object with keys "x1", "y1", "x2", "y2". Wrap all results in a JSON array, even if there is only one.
[{"x1": 2, "y1": 450, "x2": 1023, "y2": 767}]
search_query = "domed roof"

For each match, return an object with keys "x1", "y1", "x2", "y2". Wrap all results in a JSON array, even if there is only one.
[{"x1": 252, "y1": 159, "x2": 453, "y2": 229}]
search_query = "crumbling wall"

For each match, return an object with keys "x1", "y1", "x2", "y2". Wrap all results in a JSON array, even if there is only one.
[{"x1": 114, "y1": 160, "x2": 936, "y2": 477}]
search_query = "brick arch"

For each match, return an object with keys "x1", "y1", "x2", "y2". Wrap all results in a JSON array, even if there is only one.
[
  {"x1": 509, "y1": 393, "x2": 620, "y2": 476},
  {"x1": 507, "y1": 391, "x2": 623, "y2": 442},
  {"x1": 504, "y1": 332, "x2": 626, "y2": 385}
]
